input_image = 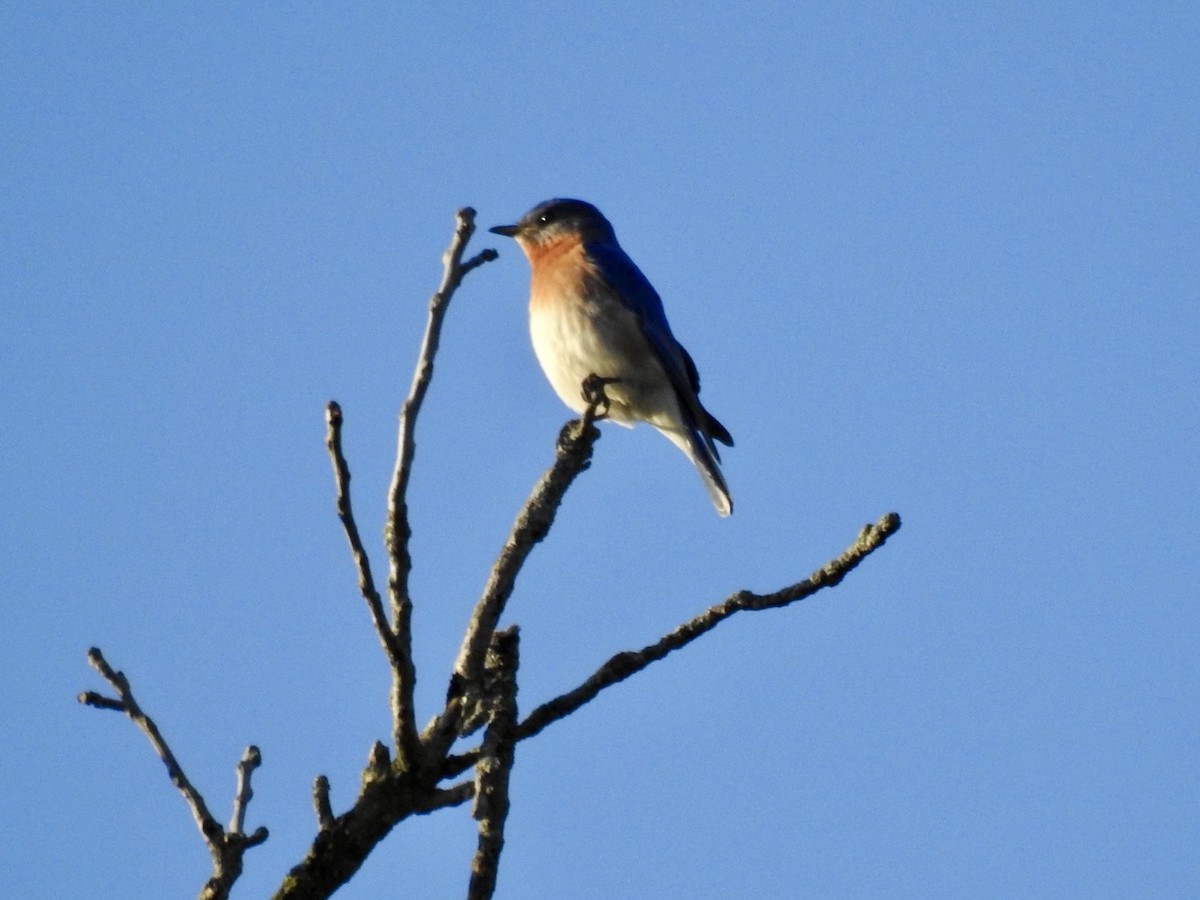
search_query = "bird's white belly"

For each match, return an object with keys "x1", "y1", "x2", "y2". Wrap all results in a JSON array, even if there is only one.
[{"x1": 529, "y1": 296, "x2": 680, "y2": 430}]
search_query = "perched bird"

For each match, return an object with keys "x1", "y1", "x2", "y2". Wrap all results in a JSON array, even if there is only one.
[{"x1": 490, "y1": 198, "x2": 734, "y2": 516}]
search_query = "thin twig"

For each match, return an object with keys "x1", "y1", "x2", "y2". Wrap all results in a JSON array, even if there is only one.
[
  {"x1": 441, "y1": 512, "x2": 902, "y2": 780},
  {"x1": 80, "y1": 647, "x2": 222, "y2": 841},
  {"x1": 386, "y1": 207, "x2": 498, "y2": 765},
  {"x1": 427, "y1": 779, "x2": 476, "y2": 812},
  {"x1": 312, "y1": 775, "x2": 334, "y2": 831},
  {"x1": 229, "y1": 745, "x2": 262, "y2": 835},
  {"x1": 468, "y1": 627, "x2": 520, "y2": 900},
  {"x1": 79, "y1": 647, "x2": 267, "y2": 900},
  {"x1": 325, "y1": 401, "x2": 406, "y2": 669}
]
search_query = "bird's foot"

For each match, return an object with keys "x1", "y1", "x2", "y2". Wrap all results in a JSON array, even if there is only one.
[{"x1": 581, "y1": 374, "x2": 621, "y2": 419}]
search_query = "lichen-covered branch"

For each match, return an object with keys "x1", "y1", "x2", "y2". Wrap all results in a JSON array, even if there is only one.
[
  {"x1": 78, "y1": 647, "x2": 267, "y2": 900},
  {"x1": 273, "y1": 768, "x2": 474, "y2": 900},
  {"x1": 312, "y1": 775, "x2": 334, "y2": 832},
  {"x1": 468, "y1": 627, "x2": 520, "y2": 900}
]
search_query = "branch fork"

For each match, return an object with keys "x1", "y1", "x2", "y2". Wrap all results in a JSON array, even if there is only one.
[{"x1": 78, "y1": 648, "x2": 267, "y2": 900}]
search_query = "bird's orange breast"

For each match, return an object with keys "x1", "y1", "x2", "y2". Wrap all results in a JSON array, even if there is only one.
[{"x1": 526, "y1": 234, "x2": 595, "y2": 313}]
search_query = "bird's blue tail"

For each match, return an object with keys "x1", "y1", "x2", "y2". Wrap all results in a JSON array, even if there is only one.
[{"x1": 662, "y1": 426, "x2": 732, "y2": 516}]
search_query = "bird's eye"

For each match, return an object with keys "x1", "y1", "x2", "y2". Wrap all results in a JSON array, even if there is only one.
[{"x1": 537, "y1": 210, "x2": 555, "y2": 225}]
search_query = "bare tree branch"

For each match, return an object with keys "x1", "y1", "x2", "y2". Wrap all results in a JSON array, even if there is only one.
[
  {"x1": 515, "y1": 512, "x2": 902, "y2": 742},
  {"x1": 324, "y1": 401, "x2": 406, "y2": 672},
  {"x1": 426, "y1": 391, "x2": 606, "y2": 756},
  {"x1": 78, "y1": 647, "x2": 267, "y2": 900},
  {"x1": 430, "y1": 779, "x2": 476, "y2": 811},
  {"x1": 468, "y1": 627, "x2": 520, "y2": 900},
  {"x1": 441, "y1": 512, "x2": 902, "y2": 780},
  {"x1": 229, "y1": 745, "x2": 262, "y2": 836},
  {"x1": 274, "y1": 403, "x2": 600, "y2": 897},
  {"x1": 79, "y1": 647, "x2": 221, "y2": 839},
  {"x1": 312, "y1": 776, "x2": 334, "y2": 832},
  {"x1": 273, "y1": 769, "x2": 475, "y2": 899},
  {"x1": 268, "y1": 214, "x2": 500, "y2": 899},
  {"x1": 385, "y1": 207, "x2": 498, "y2": 766}
]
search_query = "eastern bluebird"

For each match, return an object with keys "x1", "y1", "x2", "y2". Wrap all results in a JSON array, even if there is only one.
[{"x1": 490, "y1": 198, "x2": 734, "y2": 516}]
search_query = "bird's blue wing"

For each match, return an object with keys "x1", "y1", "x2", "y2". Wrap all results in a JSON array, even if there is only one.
[
  {"x1": 585, "y1": 241, "x2": 698, "y2": 398},
  {"x1": 586, "y1": 240, "x2": 732, "y2": 448}
]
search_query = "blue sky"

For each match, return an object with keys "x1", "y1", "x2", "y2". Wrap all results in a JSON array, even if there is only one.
[{"x1": 3, "y1": 3, "x2": 1197, "y2": 897}]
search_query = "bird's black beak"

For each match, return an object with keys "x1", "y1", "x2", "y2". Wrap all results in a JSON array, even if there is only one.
[{"x1": 488, "y1": 224, "x2": 519, "y2": 237}]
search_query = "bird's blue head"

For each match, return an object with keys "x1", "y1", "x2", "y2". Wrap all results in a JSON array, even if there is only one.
[{"x1": 489, "y1": 198, "x2": 617, "y2": 247}]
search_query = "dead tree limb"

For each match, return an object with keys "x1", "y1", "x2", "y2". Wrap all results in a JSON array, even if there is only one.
[
  {"x1": 325, "y1": 400, "x2": 405, "y2": 670},
  {"x1": 385, "y1": 207, "x2": 497, "y2": 767},
  {"x1": 78, "y1": 648, "x2": 267, "y2": 900},
  {"x1": 426, "y1": 386, "x2": 607, "y2": 757},
  {"x1": 440, "y1": 511, "x2": 902, "y2": 780},
  {"x1": 468, "y1": 626, "x2": 520, "y2": 900}
]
